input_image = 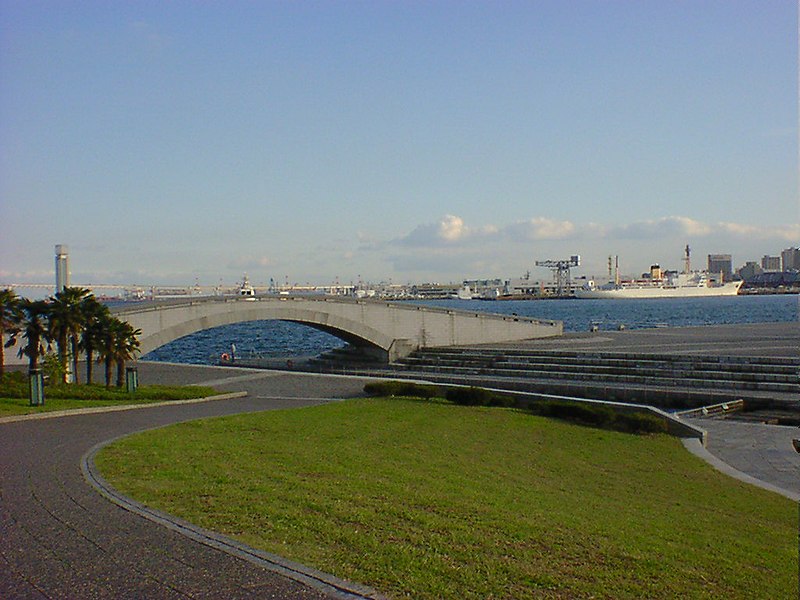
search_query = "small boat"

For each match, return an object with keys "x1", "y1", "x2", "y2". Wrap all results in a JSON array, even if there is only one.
[
  {"x1": 239, "y1": 275, "x2": 256, "y2": 299},
  {"x1": 452, "y1": 285, "x2": 479, "y2": 300}
]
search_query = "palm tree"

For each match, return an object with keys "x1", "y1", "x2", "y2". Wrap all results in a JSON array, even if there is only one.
[
  {"x1": 0, "y1": 288, "x2": 22, "y2": 379},
  {"x1": 79, "y1": 296, "x2": 110, "y2": 385},
  {"x1": 48, "y1": 287, "x2": 91, "y2": 383},
  {"x1": 17, "y1": 299, "x2": 51, "y2": 371},
  {"x1": 113, "y1": 321, "x2": 141, "y2": 387},
  {"x1": 98, "y1": 316, "x2": 141, "y2": 387}
]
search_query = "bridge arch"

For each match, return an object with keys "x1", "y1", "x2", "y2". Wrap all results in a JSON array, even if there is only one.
[
  {"x1": 113, "y1": 296, "x2": 562, "y2": 364},
  {"x1": 118, "y1": 300, "x2": 399, "y2": 361}
]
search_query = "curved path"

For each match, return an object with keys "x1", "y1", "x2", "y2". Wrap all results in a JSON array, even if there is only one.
[
  {"x1": 0, "y1": 364, "x2": 382, "y2": 599},
  {"x1": 682, "y1": 417, "x2": 800, "y2": 501},
  {"x1": 2, "y1": 360, "x2": 797, "y2": 598}
]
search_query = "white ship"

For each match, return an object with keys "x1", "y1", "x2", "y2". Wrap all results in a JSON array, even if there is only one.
[
  {"x1": 451, "y1": 284, "x2": 480, "y2": 300},
  {"x1": 238, "y1": 274, "x2": 256, "y2": 299},
  {"x1": 575, "y1": 247, "x2": 743, "y2": 299}
]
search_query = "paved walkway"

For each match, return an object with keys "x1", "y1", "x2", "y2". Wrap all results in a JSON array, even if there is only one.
[
  {"x1": 683, "y1": 417, "x2": 800, "y2": 501},
  {"x1": 493, "y1": 320, "x2": 800, "y2": 358},
  {"x1": 2, "y1": 356, "x2": 797, "y2": 598},
  {"x1": 0, "y1": 364, "x2": 383, "y2": 600}
]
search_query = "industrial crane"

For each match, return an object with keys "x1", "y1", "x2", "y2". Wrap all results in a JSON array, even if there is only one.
[{"x1": 535, "y1": 255, "x2": 581, "y2": 296}]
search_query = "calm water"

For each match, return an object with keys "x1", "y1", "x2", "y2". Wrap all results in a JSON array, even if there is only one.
[{"x1": 143, "y1": 294, "x2": 798, "y2": 365}]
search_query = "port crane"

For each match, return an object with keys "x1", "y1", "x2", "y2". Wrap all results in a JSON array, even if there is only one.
[{"x1": 535, "y1": 255, "x2": 581, "y2": 296}]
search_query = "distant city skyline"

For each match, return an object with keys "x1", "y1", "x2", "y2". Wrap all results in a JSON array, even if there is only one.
[
  {"x1": 1, "y1": 2, "x2": 797, "y2": 287},
  {"x1": 2, "y1": 240, "x2": 798, "y2": 296}
]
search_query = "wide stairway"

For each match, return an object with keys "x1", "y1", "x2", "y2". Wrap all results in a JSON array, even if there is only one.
[{"x1": 390, "y1": 347, "x2": 800, "y2": 410}]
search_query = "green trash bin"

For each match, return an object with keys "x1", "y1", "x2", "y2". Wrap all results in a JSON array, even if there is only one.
[
  {"x1": 29, "y1": 368, "x2": 44, "y2": 406},
  {"x1": 126, "y1": 366, "x2": 138, "y2": 393}
]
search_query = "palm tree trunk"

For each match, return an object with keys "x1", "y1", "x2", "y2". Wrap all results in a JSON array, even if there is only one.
[
  {"x1": 70, "y1": 335, "x2": 80, "y2": 385},
  {"x1": 0, "y1": 333, "x2": 5, "y2": 379},
  {"x1": 29, "y1": 333, "x2": 40, "y2": 371},
  {"x1": 85, "y1": 349, "x2": 94, "y2": 384},
  {"x1": 116, "y1": 360, "x2": 125, "y2": 387},
  {"x1": 58, "y1": 332, "x2": 69, "y2": 383},
  {"x1": 105, "y1": 357, "x2": 112, "y2": 387}
]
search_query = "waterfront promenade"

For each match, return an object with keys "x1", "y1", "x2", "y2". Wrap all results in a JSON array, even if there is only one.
[
  {"x1": 0, "y1": 367, "x2": 382, "y2": 600},
  {"x1": 485, "y1": 320, "x2": 800, "y2": 358},
  {"x1": 1, "y1": 322, "x2": 798, "y2": 598}
]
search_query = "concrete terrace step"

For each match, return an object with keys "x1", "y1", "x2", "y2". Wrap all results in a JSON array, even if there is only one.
[
  {"x1": 395, "y1": 348, "x2": 800, "y2": 396},
  {"x1": 406, "y1": 362, "x2": 800, "y2": 393},
  {"x1": 405, "y1": 349, "x2": 800, "y2": 373},
  {"x1": 412, "y1": 348, "x2": 800, "y2": 371},
  {"x1": 395, "y1": 363, "x2": 799, "y2": 393},
  {"x1": 398, "y1": 356, "x2": 800, "y2": 384}
]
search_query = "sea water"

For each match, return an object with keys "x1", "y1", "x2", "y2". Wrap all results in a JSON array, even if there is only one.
[{"x1": 143, "y1": 294, "x2": 798, "y2": 365}]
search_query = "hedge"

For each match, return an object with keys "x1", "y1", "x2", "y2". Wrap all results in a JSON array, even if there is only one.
[{"x1": 364, "y1": 381, "x2": 668, "y2": 435}]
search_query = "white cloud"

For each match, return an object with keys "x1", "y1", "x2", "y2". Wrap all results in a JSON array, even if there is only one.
[
  {"x1": 398, "y1": 214, "x2": 498, "y2": 247},
  {"x1": 226, "y1": 255, "x2": 274, "y2": 271},
  {"x1": 380, "y1": 213, "x2": 799, "y2": 280},
  {"x1": 608, "y1": 216, "x2": 712, "y2": 239},
  {"x1": 717, "y1": 221, "x2": 800, "y2": 241},
  {"x1": 502, "y1": 218, "x2": 576, "y2": 241}
]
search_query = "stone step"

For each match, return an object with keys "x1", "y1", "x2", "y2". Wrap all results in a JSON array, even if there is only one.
[
  {"x1": 395, "y1": 363, "x2": 800, "y2": 393},
  {"x1": 401, "y1": 350, "x2": 799, "y2": 371},
  {"x1": 398, "y1": 356, "x2": 799, "y2": 384},
  {"x1": 410, "y1": 349, "x2": 800, "y2": 372}
]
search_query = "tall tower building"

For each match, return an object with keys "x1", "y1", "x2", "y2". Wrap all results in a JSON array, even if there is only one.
[
  {"x1": 55, "y1": 244, "x2": 70, "y2": 293},
  {"x1": 761, "y1": 255, "x2": 781, "y2": 272},
  {"x1": 781, "y1": 247, "x2": 800, "y2": 271},
  {"x1": 707, "y1": 254, "x2": 733, "y2": 281}
]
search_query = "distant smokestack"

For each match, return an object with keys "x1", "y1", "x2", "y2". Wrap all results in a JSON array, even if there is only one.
[{"x1": 55, "y1": 244, "x2": 70, "y2": 293}]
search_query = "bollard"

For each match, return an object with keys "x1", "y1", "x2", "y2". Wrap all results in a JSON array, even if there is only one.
[
  {"x1": 125, "y1": 366, "x2": 139, "y2": 393},
  {"x1": 29, "y1": 368, "x2": 44, "y2": 406}
]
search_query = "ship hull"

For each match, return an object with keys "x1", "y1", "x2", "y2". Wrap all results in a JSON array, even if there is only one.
[{"x1": 574, "y1": 281, "x2": 743, "y2": 299}]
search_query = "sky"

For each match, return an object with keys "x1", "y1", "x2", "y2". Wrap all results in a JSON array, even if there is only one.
[{"x1": 0, "y1": 0, "x2": 797, "y2": 290}]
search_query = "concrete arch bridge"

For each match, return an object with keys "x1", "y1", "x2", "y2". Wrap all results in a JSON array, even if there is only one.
[{"x1": 114, "y1": 296, "x2": 562, "y2": 363}]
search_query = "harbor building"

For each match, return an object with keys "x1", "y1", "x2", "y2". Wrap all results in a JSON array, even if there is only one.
[
  {"x1": 55, "y1": 244, "x2": 70, "y2": 293},
  {"x1": 738, "y1": 262, "x2": 763, "y2": 280},
  {"x1": 761, "y1": 255, "x2": 781, "y2": 272},
  {"x1": 781, "y1": 247, "x2": 800, "y2": 271},
  {"x1": 707, "y1": 254, "x2": 733, "y2": 281}
]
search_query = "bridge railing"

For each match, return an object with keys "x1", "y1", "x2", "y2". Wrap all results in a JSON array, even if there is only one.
[{"x1": 113, "y1": 295, "x2": 562, "y2": 328}]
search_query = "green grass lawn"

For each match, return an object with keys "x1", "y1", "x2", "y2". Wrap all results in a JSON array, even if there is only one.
[
  {"x1": 95, "y1": 398, "x2": 797, "y2": 599},
  {"x1": 0, "y1": 378, "x2": 219, "y2": 418}
]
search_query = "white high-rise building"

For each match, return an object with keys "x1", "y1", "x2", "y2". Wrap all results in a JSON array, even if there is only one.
[
  {"x1": 781, "y1": 247, "x2": 800, "y2": 272},
  {"x1": 55, "y1": 244, "x2": 70, "y2": 293}
]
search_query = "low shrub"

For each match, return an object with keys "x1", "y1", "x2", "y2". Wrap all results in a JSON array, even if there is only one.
[
  {"x1": 529, "y1": 400, "x2": 668, "y2": 434},
  {"x1": 1, "y1": 371, "x2": 27, "y2": 385},
  {"x1": 445, "y1": 386, "x2": 491, "y2": 406},
  {"x1": 613, "y1": 411, "x2": 669, "y2": 434},
  {"x1": 362, "y1": 381, "x2": 669, "y2": 435},
  {"x1": 363, "y1": 381, "x2": 441, "y2": 399},
  {"x1": 532, "y1": 401, "x2": 615, "y2": 428},
  {"x1": 444, "y1": 386, "x2": 517, "y2": 408},
  {"x1": 0, "y1": 376, "x2": 217, "y2": 402}
]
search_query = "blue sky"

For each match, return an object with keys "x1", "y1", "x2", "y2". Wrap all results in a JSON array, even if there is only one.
[{"x1": 1, "y1": 1, "x2": 797, "y2": 289}]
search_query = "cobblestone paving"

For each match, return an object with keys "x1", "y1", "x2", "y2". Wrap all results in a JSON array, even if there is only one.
[
  {"x1": 685, "y1": 417, "x2": 800, "y2": 499},
  {"x1": 0, "y1": 364, "x2": 380, "y2": 600},
  {"x1": 3, "y1": 328, "x2": 798, "y2": 598}
]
